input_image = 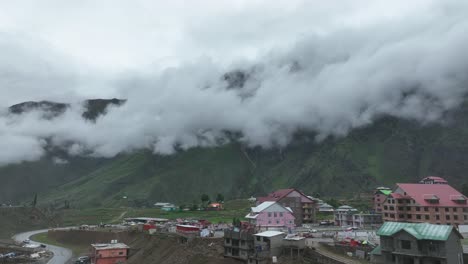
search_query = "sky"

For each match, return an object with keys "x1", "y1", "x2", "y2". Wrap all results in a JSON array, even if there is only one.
[{"x1": 1, "y1": 0, "x2": 468, "y2": 165}]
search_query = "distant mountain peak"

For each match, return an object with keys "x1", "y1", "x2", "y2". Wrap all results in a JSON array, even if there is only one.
[{"x1": 8, "y1": 98, "x2": 126, "y2": 120}]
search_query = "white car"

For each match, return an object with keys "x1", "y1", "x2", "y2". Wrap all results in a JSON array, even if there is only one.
[{"x1": 22, "y1": 239, "x2": 31, "y2": 244}]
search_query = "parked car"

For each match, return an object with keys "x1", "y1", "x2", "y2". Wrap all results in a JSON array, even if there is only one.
[
  {"x1": 75, "y1": 256, "x2": 91, "y2": 264},
  {"x1": 319, "y1": 221, "x2": 333, "y2": 226},
  {"x1": 22, "y1": 239, "x2": 31, "y2": 244},
  {"x1": 345, "y1": 227, "x2": 359, "y2": 231},
  {"x1": 40, "y1": 244, "x2": 47, "y2": 248}
]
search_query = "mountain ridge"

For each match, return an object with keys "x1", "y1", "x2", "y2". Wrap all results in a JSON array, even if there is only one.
[{"x1": 1, "y1": 99, "x2": 468, "y2": 207}]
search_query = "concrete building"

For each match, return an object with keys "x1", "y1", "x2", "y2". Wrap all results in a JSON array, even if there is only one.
[
  {"x1": 371, "y1": 222, "x2": 464, "y2": 264},
  {"x1": 224, "y1": 227, "x2": 255, "y2": 262},
  {"x1": 374, "y1": 187, "x2": 392, "y2": 213},
  {"x1": 352, "y1": 213, "x2": 383, "y2": 229},
  {"x1": 91, "y1": 241, "x2": 129, "y2": 264},
  {"x1": 245, "y1": 201, "x2": 295, "y2": 230},
  {"x1": 257, "y1": 189, "x2": 317, "y2": 225},
  {"x1": 381, "y1": 178, "x2": 468, "y2": 225},
  {"x1": 249, "y1": 231, "x2": 286, "y2": 264},
  {"x1": 334, "y1": 205, "x2": 382, "y2": 228},
  {"x1": 334, "y1": 205, "x2": 358, "y2": 226}
]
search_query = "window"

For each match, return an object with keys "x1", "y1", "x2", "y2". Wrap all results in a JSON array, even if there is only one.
[
  {"x1": 225, "y1": 238, "x2": 231, "y2": 244},
  {"x1": 435, "y1": 208, "x2": 439, "y2": 212},
  {"x1": 398, "y1": 207, "x2": 404, "y2": 211},
  {"x1": 406, "y1": 207, "x2": 411, "y2": 211},
  {"x1": 445, "y1": 208, "x2": 449, "y2": 212},
  {"x1": 407, "y1": 214, "x2": 412, "y2": 219},
  {"x1": 428, "y1": 242, "x2": 439, "y2": 252},
  {"x1": 384, "y1": 213, "x2": 388, "y2": 217},
  {"x1": 464, "y1": 215, "x2": 467, "y2": 221},
  {"x1": 401, "y1": 240, "x2": 411, "y2": 250},
  {"x1": 118, "y1": 252, "x2": 124, "y2": 255},
  {"x1": 436, "y1": 215, "x2": 440, "y2": 220},
  {"x1": 399, "y1": 214, "x2": 404, "y2": 219},
  {"x1": 454, "y1": 215, "x2": 458, "y2": 220},
  {"x1": 268, "y1": 212, "x2": 272, "y2": 217},
  {"x1": 256, "y1": 237, "x2": 261, "y2": 241},
  {"x1": 279, "y1": 212, "x2": 283, "y2": 217},
  {"x1": 446, "y1": 215, "x2": 450, "y2": 220},
  {"x1": 398, "y1": 200, "x2": 403, "y2": 204},
  {"x1": 274, "y1": 212, "x2": 277, "y2": 217},
  {"x1": 416, "y1": 207, "x2": 420, "y2": 211},
  {"x1": 424, "y1": 207, "x2": 429, "y2": 212},
  {"x1": 384, "y1": 206, "x2": 388, "y2": 210},
  {"x1": 390, "y1": 206, "x2": 395, "y2": 210},
  {"x1": 464, "y1": 208, "x2": 468, "y2": 213},
  {"x1": 289, "y1": 220, "x2": 293, "y2": 224},
  {"x1": 390, "y1": 214, "x2": 395, "y2": 218},
  {"x1": 416, "y1": 215, "x2": 421, "y2": 220},
  {"x1": 276, "y1": 220, "x2": 280, "y2": 224},
  {"x1": 425, "y1": 215, "x2": 429, "y2": 220}
]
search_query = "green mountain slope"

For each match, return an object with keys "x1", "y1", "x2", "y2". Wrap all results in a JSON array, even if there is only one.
[{"x1": 2, "y1": 103, "x2": 468, "y2": 207}]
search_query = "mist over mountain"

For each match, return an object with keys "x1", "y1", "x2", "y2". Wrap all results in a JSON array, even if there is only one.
[{"x1": 2, "y1": 1, "x2": 468, "y2": 205}]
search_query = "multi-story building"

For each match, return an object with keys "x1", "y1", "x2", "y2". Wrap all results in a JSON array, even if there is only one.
[
  {"x1": 352, "y1": 213, "x2": 383, "y2": 229},
  {"x1": 334, "y1": 205, "x2": 382, "y2": 228},
  {"x1": 381, "y1": 178, "x2": 468, "y2": 225},
  {"x1": 248, "y1": 231, "x2": 285, "y2": 264},
  {"x1": 371, "y1": 222, "x2": 464, "y2": 264},
  {"x1": 374, "y1": 187, "x2": 392, "y2": 213},
  {"x1": 224, "y1": 227, "x2": 255, "y2": 262},
  {"x1": 245, "y1": 201, "x2": 295, "y2": 230},
  {"x1": 334, "y1": 205, "x2": 358, "y2": 227},
  {"x1": 91, "y1": 241, "x2": 129, "y2": 264},
  {"x1": 257, "y1": 188, "x2": 317, "y2": 225}
]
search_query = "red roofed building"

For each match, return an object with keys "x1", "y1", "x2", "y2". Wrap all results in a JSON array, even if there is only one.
[
  {"x1": 382, "y1": 178, "x2": 468, "y2": 226},
  {"x1": 257, "y1": 188, "x2": 317, "y2": 225}
]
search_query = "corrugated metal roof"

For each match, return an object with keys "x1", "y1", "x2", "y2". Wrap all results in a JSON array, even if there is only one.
[
  {"x1": 254, "y1": 231, "x2": 285, "y2": 237},
  {"x1": 396, "y1": 183, "x2": 468, "y2": 207},
  {"x1": 377, "y1": 222, "x2": 454, "y2": 241}
]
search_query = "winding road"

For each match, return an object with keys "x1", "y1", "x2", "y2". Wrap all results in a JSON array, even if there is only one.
[{"x1": 12, "y1": 228, "x2": 73, "y2": 264}]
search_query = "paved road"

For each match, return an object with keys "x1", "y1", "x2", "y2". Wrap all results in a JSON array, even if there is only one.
[{"x1": 12, "y1": 229, "x2": 73, "y2": 264}]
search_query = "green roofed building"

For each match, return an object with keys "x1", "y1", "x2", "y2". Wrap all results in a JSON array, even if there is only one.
[
  {"x1": 374, "y1": 187, "x2": 392, "y2": 213},
  {"x1": 371, "y1": 222, "x2": 464, "y2": 264}
]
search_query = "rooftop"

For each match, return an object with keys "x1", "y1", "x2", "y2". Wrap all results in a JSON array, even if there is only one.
[
  {"x1": 91, "y1": 243, "x2": 129, "y2": 250},
  {"x1": 254, "y1": 231, "x2": 285, "y2": 237},
  {"x1": 377, "y1": 222, "x2": 462, "y2": 241},
  {"x1": 420, "y1": 176, "x2": 448, "y2": 184},
  {"x1": 396, "y1": 183, "x2": 468, "y2": 207},
  {"x1": 257, "y1": 188, "x2": 314, "y2": 203}
]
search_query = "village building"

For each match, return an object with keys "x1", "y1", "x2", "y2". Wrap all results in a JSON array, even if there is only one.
[
  {"x1": 334, "y1": 205, "x2": 382, "y2": 228},
  {"x1": 257, "y1": 188, "x2": 317, "y2": 225},
  {"x1": 224, "y1": 226, "x2": 256, "y2": 262},
  {"x1": 246, "y1": 201, "x2": 295, "y2": 230},
  {"x1": 248, "y1": 231, "x2": 286, "y2": 264},
  {"x1": 419, "y1": 176, "x2": 448, "y2": 185},
  {"x1": 154, "y1": 202, "x2": 175, "y2": 208},
  {"x1": 381, "y1": 178, "x2": 468, "y2": 225},
  {"x1": 318, "y1": 203, "x2": 335, "y2": 213},
  {"x1": 371, "y1": 222, "x2": 464, "y2": 264},
  {"x1": 334, "y1": 205, "x2": 358, "y2": 226},
  {"x1": 206, "y1": 202, "x2": 223, "y2": 211},
  {"x1": 374, "y1": 187, "x2": 392, "y2": 213},
  {"x1": 91, "y1": 241, "x2": 129, "y2": 264}
]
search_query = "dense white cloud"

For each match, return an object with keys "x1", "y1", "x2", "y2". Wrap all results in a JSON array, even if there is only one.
[{"x1": 0, "y1": 0, "x2": 468, "y2": 164}]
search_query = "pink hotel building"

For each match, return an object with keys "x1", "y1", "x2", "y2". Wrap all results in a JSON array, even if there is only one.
[{"x1": 381, "y1": 177, "x2": 468, "y2": 226}]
